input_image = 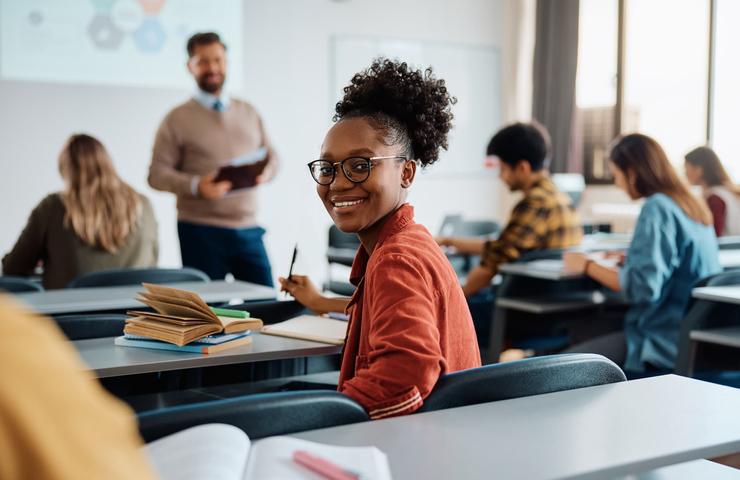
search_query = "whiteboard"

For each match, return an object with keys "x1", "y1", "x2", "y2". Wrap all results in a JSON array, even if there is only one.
[{"x1": 330, "y1": 35, "x2": 502, "y2": 177}]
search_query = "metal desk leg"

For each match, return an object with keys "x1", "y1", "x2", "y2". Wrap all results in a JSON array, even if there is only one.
[{"x1": 486, "y1": 305, "x2": 507, "y2": 364}]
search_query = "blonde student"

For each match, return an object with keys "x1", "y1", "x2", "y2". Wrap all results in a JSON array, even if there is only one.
[
  {"x1": 564, "y1": 134, "x2": 721, "y2": 372},
  {"x1": 2, "y1": 134, "x2": 158, "y2": 289},
  {"x1": 280, "y1": 59, "x2": 481, "y2": 418}
]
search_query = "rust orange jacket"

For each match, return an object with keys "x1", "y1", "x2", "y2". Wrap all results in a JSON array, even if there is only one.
[{"x1": 338, "y1": 204, "x2": 481, "y2": 419}]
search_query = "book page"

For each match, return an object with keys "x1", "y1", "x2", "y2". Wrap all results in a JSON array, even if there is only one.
[
  {"x1": 142, "y1": 283, "x2": 219, "y2": 322},
  {"x1": 244, "y1": 436, "x2": 391, "y2": 480},
  {"x1": 144, "y1": 424, "x2": 250, "y2": 480}
]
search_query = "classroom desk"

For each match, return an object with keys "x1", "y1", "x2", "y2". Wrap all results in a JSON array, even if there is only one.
[
  {"x1": 692, "y1": 285, "x2": 740, "y2": 305},
  {"x1": 74, "y1": 333, "x2": 342, "y2": 378},
  {"x1": 719, "y1": 249, "x2": 740, "y2": 269},
  {"x1": 13, "y1": 280, "x2": 276, "y2": 315},
  {"x1": 498, "y1": 259, "x2": 582, "y2": 280},
  {"x1": 292, "y1": 375, "x2": 740, "y2": 480}
]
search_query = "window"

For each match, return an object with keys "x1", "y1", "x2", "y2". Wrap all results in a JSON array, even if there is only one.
[
  {"x1": 575, "y1": 0, "x2": 619, "y2": 183},
  {"x1": 711, "y1": 0, "x2": 740, "y2": 181},
  {"x1": 623, "y1": 0, "x2": 709, "y2": 166}
]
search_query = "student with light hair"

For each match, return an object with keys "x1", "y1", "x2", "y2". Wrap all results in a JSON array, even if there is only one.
[{"x1": 2, "y1": 134, "x2": 158, "y2": 288}]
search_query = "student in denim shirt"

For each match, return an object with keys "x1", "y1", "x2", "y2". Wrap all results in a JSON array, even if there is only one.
[{"x1": 564, "y1": 134, "x2": 721, "y2": 372}]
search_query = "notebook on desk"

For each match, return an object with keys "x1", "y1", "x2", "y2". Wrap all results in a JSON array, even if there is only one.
[
  {"x1": 260, "y1": 315, "x2": 348, "y2": 345},
  {"x1": 145, "y1": 423, "x2": 392, "y2": 480}
]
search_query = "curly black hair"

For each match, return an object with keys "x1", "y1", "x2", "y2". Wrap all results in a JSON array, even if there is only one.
[{"x1": 334, "y1": 58, "x2": 456, "y2": 167}]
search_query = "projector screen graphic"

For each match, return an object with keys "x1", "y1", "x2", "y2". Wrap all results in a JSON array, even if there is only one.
[{"x1": 0, "y1": 0, "x2": 243, "y2": 89}]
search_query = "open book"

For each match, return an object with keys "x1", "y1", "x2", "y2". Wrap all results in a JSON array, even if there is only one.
[
  {"x1": 214, "y1": 146, "x2": 269, "y2": 190},
  {"x1": 261, "y1": 315, "x2": 348, "y2": 345},
  {"x1": 144, "y1": 424, "x2": 392, "y2": 480},
  {"x1": 125, "y1": 283, "x2": 263, "y2": 346}
]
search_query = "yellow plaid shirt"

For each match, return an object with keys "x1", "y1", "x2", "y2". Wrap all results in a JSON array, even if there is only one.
[{"x1": 481, "y1": 177, "x2": 583, "y2": 272}]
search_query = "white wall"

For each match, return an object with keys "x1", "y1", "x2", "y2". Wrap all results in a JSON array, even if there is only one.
[{"x1": 0, "y1": 0, "x2": 528, "y2": 286}]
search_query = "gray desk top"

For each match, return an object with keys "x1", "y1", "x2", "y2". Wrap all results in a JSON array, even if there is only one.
[
  {"x1": 74, "y1": 333, "x2": 341, "y2": 378},
  {"x1": 690, "y1": 326, "x2": 740, "y2": 348},
  {"x1": 632, "y1": 460, "x2": 740, "y2": 479},
  {"x1": 692, "y1": 285, "x2": 740, "y2": 305},
  {"x1": 499, "y1": 259, "x2": 583, "y2": 280},
  {"x1": 292, "y1": 375, "x2": 740, "y2": 480},
  {"x1": 13, "y1": 280, "x2": 276, "y2": 315},
  {"x1": 719, "y1": 249, "x2": 740, "y2": 269}
]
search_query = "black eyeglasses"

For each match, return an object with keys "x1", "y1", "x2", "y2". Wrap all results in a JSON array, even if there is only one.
[{"x1": 307, "y1": 156, "x2": 407, "y2": 186}]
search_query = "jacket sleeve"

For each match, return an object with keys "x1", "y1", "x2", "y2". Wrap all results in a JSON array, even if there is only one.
[
  {"x1": 339, "y1": 254, "x2": 444, "y2": 419},
  {"x1": 619, "y1": 200, "x2": 676, "y2": 303},
  {"x1": 2, "y1": 197, "x2": 50, "y2": 276}
]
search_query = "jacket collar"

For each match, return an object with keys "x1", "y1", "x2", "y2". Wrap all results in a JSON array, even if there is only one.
[{"x1": 348, "y1": 203, "x2": 414, "y2": 287}]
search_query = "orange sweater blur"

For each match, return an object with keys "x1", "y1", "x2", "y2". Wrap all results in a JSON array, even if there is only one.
[{"x1": 338, "y1": 204, "x2": 481, "y2": 419}]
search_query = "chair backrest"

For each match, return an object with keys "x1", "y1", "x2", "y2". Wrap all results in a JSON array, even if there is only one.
[
  {"x1": 53, "y1": 314, "x2": 127, "y2": 340},
  {"x1": 418, "y1": 353, "x2": 625, "y2": 413},
  {"x1": 67, "y1": 267, "x2": 210, "y2": 288},
  {"x1": 0, "y1": 276, "x2": 43, "y2": 293},
  {"x1": 675, "y1": 270, "x2": 740, "y2": 375},
  {"x1": 137, "y1": 390, "x2": 369, "y2": 443}
]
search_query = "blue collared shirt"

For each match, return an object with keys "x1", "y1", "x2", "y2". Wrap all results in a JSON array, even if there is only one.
[
  {"x1": 193, "y1": 89, "x2": 230, "y2": 112},
  {"x1": 619, "y1": 193, "x2": 721, "y2": 371}
]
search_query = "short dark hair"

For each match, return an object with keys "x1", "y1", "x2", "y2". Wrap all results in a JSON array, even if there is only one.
[
  {"x1": 186, "y1": 32, "x2": 226, "y2": 58},
  {"x1": 486, "y1": 122, "x2": 551, "y2": 171}
]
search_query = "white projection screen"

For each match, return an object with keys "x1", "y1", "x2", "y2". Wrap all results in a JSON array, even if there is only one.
[{"x1": 0, "y1": 0, "x2": 243, "y2": 89}]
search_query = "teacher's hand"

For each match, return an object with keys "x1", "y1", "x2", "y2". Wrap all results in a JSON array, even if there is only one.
[{"x1": 198, "y1": 172, "x2": 232, "y2": 200}]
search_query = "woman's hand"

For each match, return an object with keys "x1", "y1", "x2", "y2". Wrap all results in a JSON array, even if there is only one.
[
  {"x1": 278, "y1": 275, "x2": 323, "y2": 311},
  {"x1": 563, "y1": 252, "x2": 592, "y2": 274}
]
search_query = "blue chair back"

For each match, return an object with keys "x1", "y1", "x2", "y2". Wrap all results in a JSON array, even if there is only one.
[
  {"x1": 53, "y1": 314, "x2": 127, "y2": 340},
  {"x1": 0, "y1": 276, "x2": 43, "y2": 293},
  {"x1": 419, "y1": 354, "x2": 626, "y2": 413},
  {"x1": 137, "y1": 390, "x2": 369, "y2": 442},
  {"x1": 67, "y1": 267, "x2": 209, "y2": 288}
]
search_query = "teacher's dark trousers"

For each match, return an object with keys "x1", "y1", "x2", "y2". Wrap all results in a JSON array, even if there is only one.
[{"x1": 178, "y1": 221, "x2": 274, "y2": 287}]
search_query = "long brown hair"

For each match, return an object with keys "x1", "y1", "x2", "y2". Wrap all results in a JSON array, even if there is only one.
[
  {"x1": 609, "y1": 133, "x2": 712, "y2": 226},
  {"x1": 58, "y1": 134, "x2": 141, "y2": 253},
  {"x1": 684, "y1": 146, "x2": 740, "y2": 196}
]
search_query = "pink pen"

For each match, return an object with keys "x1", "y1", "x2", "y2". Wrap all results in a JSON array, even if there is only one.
[{"x1": 292, "y1": 450, "x2": 360, "y2": 480}]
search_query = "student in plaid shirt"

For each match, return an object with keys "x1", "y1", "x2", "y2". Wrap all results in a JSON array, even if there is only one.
[{"x1": 437, "y1": 122, "x2": 583, "y2": 297}]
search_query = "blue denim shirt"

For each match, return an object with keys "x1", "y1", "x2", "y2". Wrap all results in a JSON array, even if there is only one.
[{"x1": 620, "y1": 193, "x2": 721, "y2": 371}]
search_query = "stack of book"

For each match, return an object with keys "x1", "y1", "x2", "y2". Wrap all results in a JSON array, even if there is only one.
[{"x1": 114, "y1": 283, "x2": 263, "y2": 354}]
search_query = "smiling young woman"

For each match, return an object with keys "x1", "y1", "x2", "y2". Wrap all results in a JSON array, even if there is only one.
[{"x1": 280, "y1": 58, "x2": 481, "y2": 419}]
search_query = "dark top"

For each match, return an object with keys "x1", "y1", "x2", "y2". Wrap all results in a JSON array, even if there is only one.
[{"x1": 2, "y1": 193, "x2": 158, "y2": 289}]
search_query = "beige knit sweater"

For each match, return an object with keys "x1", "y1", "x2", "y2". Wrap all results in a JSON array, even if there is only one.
[{"x1": 148, "y1": 98, "x2": 279, "y2": 228}]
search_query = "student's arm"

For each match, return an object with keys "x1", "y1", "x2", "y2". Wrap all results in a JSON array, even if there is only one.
[
  {"x1": 0, "y1": 297, "x2": 157, "y2": 480},
  {"x1": 339, "y1": 254, "x2": 444, "y2": 419},
  {"x1": 1, "y1": 197, "x2": 49, "y2": 276},
  {"x1": 278, "y1": 275, "x2": 350, "y2": 314},
  {"x1": 563, "y1": 252, "x2": 621, "y2": 291},
  {"x1": 435, "y1": 236, "x2": 486, "y2": 255},
  {"x1": 460, "y1": 198, "x2": 546, "y2": 296},
  {"x1": 706, "y1": 194, "x2": 726, "y2": 237},
  {"x1": 617, "y1": 202, "x2": 677, "y2": 303}
]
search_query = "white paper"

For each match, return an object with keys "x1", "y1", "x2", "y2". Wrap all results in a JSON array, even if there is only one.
[
  {"x1": 244, "y1": 436, "x2": 392, "y2": 480},
  {"x1": 144, "y1": 424, "x2": 250, "y2": 480}
]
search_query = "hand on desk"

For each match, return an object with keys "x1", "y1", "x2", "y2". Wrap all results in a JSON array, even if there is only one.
[
  {"x1": 279, "y1": 275, "x2": 352, "y2": 315},
  {"x1": 198, "y1": 172, "x2": 232, "y2": 199}
]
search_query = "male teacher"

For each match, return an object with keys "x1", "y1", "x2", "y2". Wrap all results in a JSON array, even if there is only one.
[{"x1": 149, "y1": 32, "x2": 278, "y2": 287}]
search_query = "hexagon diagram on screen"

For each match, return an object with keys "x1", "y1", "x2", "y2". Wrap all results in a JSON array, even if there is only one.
[
  {"x1": 87, "y1": 14, "x2": 124, "y2": 50},
  {"x1": 133, "y1": 18, "x2": 166, "y2": 52}
]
